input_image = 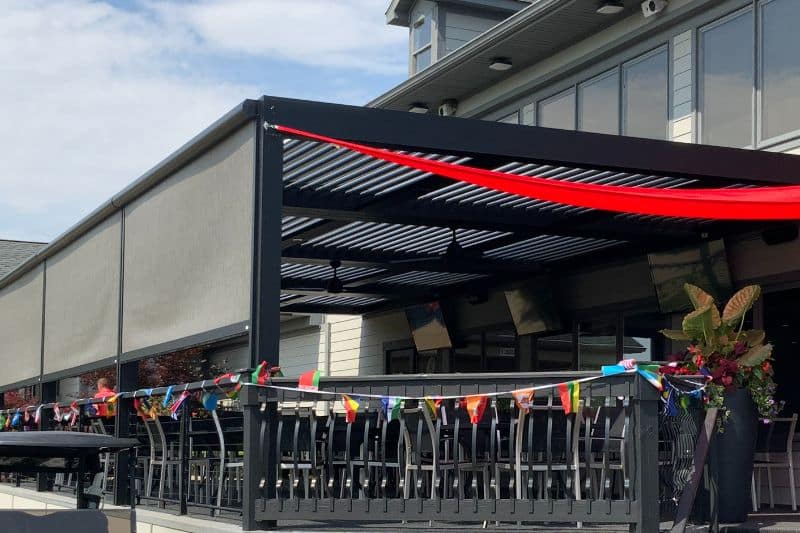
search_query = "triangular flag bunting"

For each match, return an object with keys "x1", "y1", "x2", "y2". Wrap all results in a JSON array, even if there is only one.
[
  {"x1": 423, "y1": 397, "x2": 442, "y2": 420},
  {"x1": 170, "y1": 391, "x2": 191, "y2": 420},
  {"x1": 0, "y1": 413, "x2": 5, "y2": 430},
  {"x1": 251, "y1": 362, "x2": 268, "y2": 385},
  {"x1": 298, "y1": 369, "x2": 320, "y2": 391},
  {"x1": 381, "y1": 397, "x2": 403, "y2": 422},
  {"x1": 34, "y1": 405, "x2": 42, "y2": 425},
  {"x1": 342, "y1": 394, "x2": 359, "y2": 424},
  {"x1": 558, "y1": 381, "x2": 580, "y2": 415},
  {"x1": 512, "y1": 388, "x2": 535, "y2": 411},
  {"x1": 465, "y1": 395, "x2": 488, "y2": 425},
  {"x1": 202, "y1": 391, "x2": 218, "y2": 412},
  {"x1": 162, "y1": 386, "x2": 174, "y2": 407},
  {"x1": 227, "y1": 382, "x2": 242, "y2": 400},
  {"x1": 53, "y1": 403, "x2": 61, "y2": 422},
  {"x1": 10, "y1": 410, "x2": 21, "y2": 427},
  {"x1": 23, "y1": 408, "x2": 30, "y2": 423},
  {"x1": 69, "y1": 401, "x2": 79, "y2": 427}
]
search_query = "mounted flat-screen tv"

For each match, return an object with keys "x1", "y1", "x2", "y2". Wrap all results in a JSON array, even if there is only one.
[
  {"x1": 504, "y1": 280, "x2": 562, "y2": 336},
  {"x1": 405, "y1": 302, "x2": 453, "y2": 352},
  {"x1": 648, "y1": 239, "x2": 733, "y2": 313}
]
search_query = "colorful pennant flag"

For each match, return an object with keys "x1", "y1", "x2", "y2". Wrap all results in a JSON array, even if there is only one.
[
  {"x1": 53, "y1": 403, "x2": 61, "y2": 422},
  {"x1": 512, "y1": 388, "x2": 535, "y2": 411},
  {"x1": 162, "y1": 386, "x2": 174, "y2": 407},
  {"x1": 4, "y1": 413, "x2": 10, "y2": 428},
  {"x1": 34, "y1": 405, "x2": 42, "y2": 425},
  {"x1": 106, "y1": 393, "x2": 119, "y2": 416},
  {"x1": 465, "y1": 395, "x2": 488, "y2": 425},
  {"x1": 69, "y1": 401, "x2": 79, "y2": 427},
  {"x1": 23, "y1": 408, "x2": 30, "y2": 424},
  {"x1": 202, "y1": 391, "x2": 218, "y2": 412},
  {"x1": 638, "y1": 366, "x2": 664, "y2": 391},
  {"x1": 423, "y1": 397, "x2": 442, "y2": 420},
  {"x1": 298, "y1": 369, "x2": 320, "y2": 391},
  {"x1": 0, "y1": 413, "x2": 6, "y2": 430},
  {"x1": 381, "y1": 397, "x2": 403, "y2": 422},
  {"x1": 170, "y1": 391, "x2": 191, "y2": 420},
  {"x1": 11, "y1": 409, "x2": 22, "y2": 427},
  {"x1": 342, "y1": 394, "x2": 359, "y2": 423},
  {"x1": 227, "y1": 382, "x2": 242, "y2": 400},
  {"x1": 251, "y1": 362, "x2": 269, "y2": 385},
  {"x1": 558, "y1": 381, "x2": 580, "y2": 415}
]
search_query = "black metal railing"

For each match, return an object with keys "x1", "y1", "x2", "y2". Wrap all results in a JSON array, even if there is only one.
[
  {"x1": 242, "y1": 371, "x2": 662, "y2": 532},
  {"x1": 1, "y1": 371, "x2": 712, "y2": 531}
]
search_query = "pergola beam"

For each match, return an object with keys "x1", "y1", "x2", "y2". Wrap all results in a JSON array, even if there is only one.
[{"x1": 266, "y1": 95, "x2": 800, "y2": 186}]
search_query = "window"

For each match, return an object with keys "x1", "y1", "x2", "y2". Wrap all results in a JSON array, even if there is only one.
[
  {"x1": 411, "y1": 8, "x2": 433, "y2": 74},
  {"x1": 537, "y1": 89, "x2": 575, "y2": 130},
  {"x1": 498, "y1": 112, "x2": 520, "y2": 124},
  {"x1": 760, "y1": 0, "x2": 800, "y2": 142},
  {"x1": 700, "y1": 9, "x2": 754, "y2": 148},
  {"x1": 623, "y1": 48, "x2": 669, "y2": 140},
  {"x1": 578, "y1": 69, "x2": 620, "y2": 135}
]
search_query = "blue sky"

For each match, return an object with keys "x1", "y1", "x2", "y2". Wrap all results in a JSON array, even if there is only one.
[{"x1": 0, "y1": 0, "x2": 408, "y2": 242}]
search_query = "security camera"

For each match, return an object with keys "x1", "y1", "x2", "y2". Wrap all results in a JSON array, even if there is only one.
[
  {"x1": 438, "y1": 99, "x2": 458, "y2": 117},
  {"x1": 641, "y1": 0, "x2": 667, "y2": 17}
]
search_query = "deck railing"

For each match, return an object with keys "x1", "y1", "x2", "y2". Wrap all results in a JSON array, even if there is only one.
[
  {"x1": 0, "y1": 370, "x2": 709, "y2": 532},
  {"x1": 242, "y1": 371, "x2": 662, "y2": 532}
]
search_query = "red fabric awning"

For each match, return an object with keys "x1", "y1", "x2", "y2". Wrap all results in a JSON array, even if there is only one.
[{"x1": 274, "y1": 123, "x2": 800, "y2": 221}]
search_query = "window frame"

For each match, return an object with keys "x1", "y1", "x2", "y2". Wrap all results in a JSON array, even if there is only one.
[
  {"x1": 756, "y1": 0, "x2": 800, "y2": 148},
  {"x1": 410, "y1": 5, "x2": 436, "y2": 75},
  {"x1": 536, "y1": 87, "x2": 577, "y2": 130},
  {"x1": 697, "y1": 5, "x2": 756, "y2": 149},
  {"x1": 577, "y1": 67, "x2": 622, "y2": 135},
  {"x1": 621, "y1": 44, "x2": 671, "y2": 140}
]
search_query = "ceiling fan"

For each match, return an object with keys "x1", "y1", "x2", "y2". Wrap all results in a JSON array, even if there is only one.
[{"x1": 284, "y1": 259, "x2": 347, "y2": 295}]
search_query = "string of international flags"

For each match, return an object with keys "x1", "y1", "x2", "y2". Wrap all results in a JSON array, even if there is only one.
[{"x1": 0, "y1": 360, "x2": 707, "y2": 430}]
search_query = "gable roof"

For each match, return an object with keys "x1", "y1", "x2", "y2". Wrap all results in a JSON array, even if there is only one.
[{"x1": 0, "y1": 240, "x2": 46, "y2": 281}]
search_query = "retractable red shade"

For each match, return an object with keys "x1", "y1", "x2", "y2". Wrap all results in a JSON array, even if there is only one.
[{"x1": 273, "y1": 124, "x2": 800, "y2": 221}]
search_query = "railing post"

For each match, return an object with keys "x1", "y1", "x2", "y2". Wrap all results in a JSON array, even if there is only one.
[
  {"x1": 242, "y1": 382, "x2": 275, "y2": 530},
  {"x1": 36, "y1": 380, "x2": 58, "y2": 492},
  {"x1": 114, "y1": 360, "x2": 138, "y2": 506},
  {"x1": 178, "y1": 399, "x2": 190, "y2": 515},
  {"x1": 631, "y1": 373, "x2": 660, "y2": 533}
]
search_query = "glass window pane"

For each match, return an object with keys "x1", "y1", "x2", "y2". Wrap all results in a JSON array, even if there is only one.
[
  {"x1": 761, "y1": 0, "x2": 800, "y2": 141},
  {"x1": 537, "y1": 90, "x2": 575, "y2": 130},
  {"x1": 578, "y1": 70, "x2": 620, "y2": 134},
  {"x1": 387, "y1": 348, "x2": 414, "y2": 374},
  {"x1": 623, "y1": 49, "x2": 668, "y2": 139},
  {"x1": 452, "y1": 334, "x2": 482, "y2": 373},
  {"x1": 624, "y1": 313, "x2": 671, "y2": 362},
  {"x1": 413, "y1": 14, "x2": 432, "y2": 51},
  {"x1": 578, "y1": 318, "x2": 618, "y2": 371},
  {"x1": 414, "y1": 47, "x2": 431, "y2": 73},
  {"x1": 536, "y1": 332, "x2": 574, "y2": 370},
  {"x1": 700, "y1": 10, "x2": 754, "y2": 147},
  {"x1": 499, "y1": 112, "x2": 519, "y2": 124},
  {"x1": 485, "y1": 328, "x2": 517, "y2": 372}
]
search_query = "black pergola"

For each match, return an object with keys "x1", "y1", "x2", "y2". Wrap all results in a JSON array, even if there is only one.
[{"x1": 256, "y1": 97, "x2": 799, "y2": 319}]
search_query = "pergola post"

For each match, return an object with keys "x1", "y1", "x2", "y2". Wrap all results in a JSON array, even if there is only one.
[
  {"x1": 243, "y1": 99, "x2": 283, "y2": 531},
  {"x1": 113, "y1": 359, "x2": 137, "y2": 506},
  {"x1": 35, "y1": 380, "x2": 58, "y2": 492}
]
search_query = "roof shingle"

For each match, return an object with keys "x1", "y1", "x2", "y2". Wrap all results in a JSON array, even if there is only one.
[{"x1": 0, "y1": 240, "x2": 46, "y2": 281}]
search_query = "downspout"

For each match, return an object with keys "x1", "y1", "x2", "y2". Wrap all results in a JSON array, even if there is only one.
[{"x1": 324, "y1": 316, "x2": 332, "y2": 377}]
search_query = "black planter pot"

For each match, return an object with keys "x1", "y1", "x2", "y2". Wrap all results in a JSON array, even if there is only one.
[{"x1": 711, "y1": 388, "x2": 758, "y2": 523}]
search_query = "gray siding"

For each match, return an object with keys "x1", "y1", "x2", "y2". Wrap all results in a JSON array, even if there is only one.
[{"x1": 442, "y1": 7, "x2": 503, "y2": 56}]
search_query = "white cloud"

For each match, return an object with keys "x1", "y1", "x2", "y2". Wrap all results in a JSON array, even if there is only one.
[
  {"x1": 157, "y1": 0, "x2": 407, "y2": 75},
  {"x1": 0, "y1": 0, "x2": 407, "y2": 240}
]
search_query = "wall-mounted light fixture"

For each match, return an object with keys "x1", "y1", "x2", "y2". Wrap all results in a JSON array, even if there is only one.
[
  {"x1": 597, "y1": 0, "x2": 624, "y2": 14},
  {"x1": 408, "y1": 103, "x2": 430, "y2": 114},
  {"x1": 488, "y1": 58, "x2": 513, "y2": 71}
]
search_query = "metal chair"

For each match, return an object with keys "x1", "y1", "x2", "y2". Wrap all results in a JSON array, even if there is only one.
[{"x1": 751, "y1": 413, "x2": 798, "y2": 511}]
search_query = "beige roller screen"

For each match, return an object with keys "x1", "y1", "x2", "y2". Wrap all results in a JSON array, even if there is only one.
[
  {"x1": 0, "y1": 264, "x2": 44, "y2": 386},
  {"x1": 43, "y1": 212, "x2": 121, "y2": 375},
  {"x1": 122, "y1": 124, "x2": 255, "y2": 354}
]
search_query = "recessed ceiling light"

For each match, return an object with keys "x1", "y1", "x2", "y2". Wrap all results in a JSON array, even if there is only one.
[
  {"x1": 489, "y1": 58, "x2": 513, "y2": 71},
  {"x1": 597, "y1": 0, "x2": 624, "y2": 14},
  {"x1": 408, "y1": 103, "x2": 429, "y2": 114}
]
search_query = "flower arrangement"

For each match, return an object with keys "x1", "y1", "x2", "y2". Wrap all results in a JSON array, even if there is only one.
[{"x1": 660, "y1": 283, "x2": 782, "y2": 427}]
